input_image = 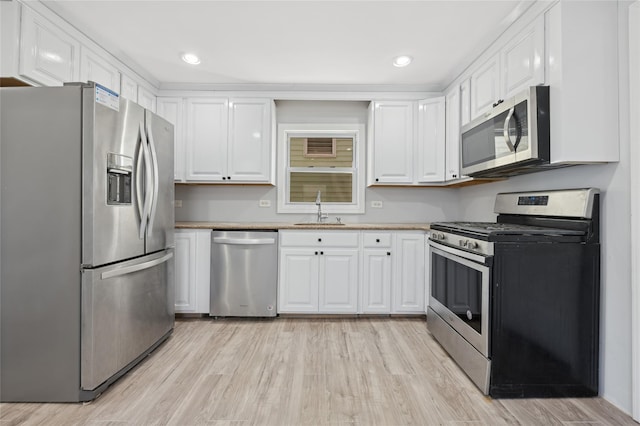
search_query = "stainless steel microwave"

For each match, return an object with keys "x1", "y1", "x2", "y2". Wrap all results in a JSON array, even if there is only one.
[{"x1": 460, "y1": 86, "x2": 550, "y2": 178}]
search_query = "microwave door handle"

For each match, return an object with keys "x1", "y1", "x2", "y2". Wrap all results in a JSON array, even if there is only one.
[{"x1": 503, "y1": 107, "x2": 516, "y2": 153}]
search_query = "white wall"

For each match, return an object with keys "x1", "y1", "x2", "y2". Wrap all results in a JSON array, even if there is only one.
[{"x1": 456, "y1": 3, "x2": 633, "y2": 413}]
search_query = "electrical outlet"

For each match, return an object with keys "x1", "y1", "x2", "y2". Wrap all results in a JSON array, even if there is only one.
[
  {"x1": 259, "y1": 199, "x2": 271, "y2": 207},
  {"x1": 371, "y1": 200, "x2": 383, "y2": 208},
  {"x1": 174, "y1": 200, "x2": 182, "y2": 208}
]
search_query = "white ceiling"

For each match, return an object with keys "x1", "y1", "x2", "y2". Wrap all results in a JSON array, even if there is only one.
[{"x1": 41, "y1": 0, "x2": 533, "y2": 90}]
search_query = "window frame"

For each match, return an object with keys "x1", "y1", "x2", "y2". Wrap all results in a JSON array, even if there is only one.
[{"x1": 277, "y1": 123, "x2": 366, "y2": 214}]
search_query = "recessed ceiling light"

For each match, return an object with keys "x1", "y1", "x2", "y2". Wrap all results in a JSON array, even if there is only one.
[
  {"x1": 181, "y1": 53, "x2": 201, "y2": 65},
  {"x1": 393, "y1": 55, "x2": 413, "y2": 67}
]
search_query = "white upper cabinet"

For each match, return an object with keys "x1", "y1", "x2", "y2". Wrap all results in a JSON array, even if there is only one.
[
  {"x1": 120, "y1": 74, "x2": 138, "y2": 101},
  {"x1": 137, "y1": 86, "x2": 157, "y2": 113},
  {"x1": 186, "y1": 98, "x2": 229, "y2": 182},
  {"x1": 156, "y1": 97, "x2": 186, "y2": 182},
  {"x1": 80, "y1": 47, "x2": 120, "y2": 92},
  {"x1": 417, "y1": 97, "x2": 446, "y2": 183},
  {"x1": 183, "y1": 97, "x2": 273, "y2": 184},
  {"x1": 470, "y1": 54, "x2": 500, "y2": 120},
  {"x1": 469, "y1": 14, "x2": 545, "y2": 121},
  {"x1": 501, "y1": 17, "x2": 545, "y2": 99},
  {"x1": 227, "y1": 99, "x2": 273, "y2": 182},
  {"x1": 369, "y1": 99, "x2": 448, "y2": 185},
  {"x1": 370, "y1": 101, "x2": 415, "y2": 184},
  {"x1": 19, "y1": 6, "x2": 80, "y2": 86},
  {"x1": 445, "y1": 86, "x2": 462, "y2": 181},
  {"x1": 460, "y1": 78, "x2": 471, "y2": 127},
  {"x1": 544, "y1": 1, "x2": 619, "y2": 163}
]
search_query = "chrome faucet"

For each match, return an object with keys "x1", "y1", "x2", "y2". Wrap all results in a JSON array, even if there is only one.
[{"x1": 315, "y1": 190, "x2": 329, "y2": 223}]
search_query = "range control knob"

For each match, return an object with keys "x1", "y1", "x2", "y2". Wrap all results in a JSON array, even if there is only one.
[
  {"x1": 467, "y1": 240, "x2": 479, "y2": 250},
  {"x1": 433, "y1": 232, "x2": 446, "y2": 241}
]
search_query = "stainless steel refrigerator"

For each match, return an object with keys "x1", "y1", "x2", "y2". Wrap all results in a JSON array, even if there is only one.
[{"x1": 0, "y1": 82, "x2": 175, "y2": 402}]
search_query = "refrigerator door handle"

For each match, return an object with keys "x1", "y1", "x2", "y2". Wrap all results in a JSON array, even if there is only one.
[
  {"x1": 146, "y1": 119, "x2": 160, "y2": 237},
  {"x1": 100, "y1": 252, "x2": 174, "y2": 280},
  {"x1": 135, "y1": 125, "x2": 146, "y2": 238},
  {"x1": 137, "y1": 122, "x2": 153, "y2": 240}
]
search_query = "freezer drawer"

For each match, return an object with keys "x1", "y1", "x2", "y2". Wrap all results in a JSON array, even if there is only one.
[
  {"x1": 81, "y1": 250, "x2": 174, "y2": 391},
  {"x1": 210, "y1": 231, "x2": 278, "y2": 317}
]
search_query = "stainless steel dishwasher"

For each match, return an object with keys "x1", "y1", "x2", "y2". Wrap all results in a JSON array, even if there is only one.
[{"x1": 210, "y1": 230, "x2": 278, "y2": 317}]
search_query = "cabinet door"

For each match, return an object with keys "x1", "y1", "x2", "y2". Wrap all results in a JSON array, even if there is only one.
[
  {"x1": 174, "y1": 230, "x2": 210, "y2": 314},
  {"x1": 278, "y1": 248, "x2": 319, "y2": 313},
  {"x1": 185, "y1": 98, "x2": 228, "y2": 182},
  {"x1": 80, "y1": 48, "x2": 120, "y2": 93},
  {"x1": 460, "y1": 78, "x2": 471, "y2": 126},
  {"x1": 157, "y1": 97, "x2": 185, "y2": 182},
  {"x1": 501, "y1": 16, "x2": 545, "y2": 99},
  {"x1": 137, "y1": 86, "x2": 156, "y2": 113},
  {"x1": 361, "y1": 249, "x2": 392, "y2": 313},
  {"x1": 417, "y1": 97, "x2": 446, "y2": 183},
  {"x1": 371, "y1": 101, "x2": 414, "y2": 184},
  {"x1": 470, "y1": 54, "x2": 500, "y2": 120},
  {"x1": 174, "y1": 231, "x2": 197, "y2": 312},
  {"x1": 120, "y1": 74, "x2": 138, "y2": 102},
  {"x1": 19, "y1": 6, "x2": 80, "y2": 86},
  {"x1": 392, "y1": 233, "x2": 425, "y2": 313},
  {"x1": 227, "y1": 99, "x2": 272, "y2": 182},
  {"x1": 445, "y1": 86, "x2": 462, "y2": 180},
  {"x1": 318, "y1": 250, "x2": 358, "y2": 313}
]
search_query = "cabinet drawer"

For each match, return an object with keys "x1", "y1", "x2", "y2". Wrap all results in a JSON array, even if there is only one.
[
  {"x1": 280, "y1": 231, "x2": 359, "y2": 247},
  {"x1": 362, "y1": 232, "x2": 392, "y2": 248}
]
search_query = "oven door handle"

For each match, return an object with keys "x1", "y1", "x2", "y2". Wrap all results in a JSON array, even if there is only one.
[{"x1": 429, "y1": 239, "x2": 490, "y2": 265}]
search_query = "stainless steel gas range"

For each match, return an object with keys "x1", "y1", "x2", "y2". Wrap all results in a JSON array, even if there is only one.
[{"x1": 427, "y1": 188, "x2": 600, "y2": 398}]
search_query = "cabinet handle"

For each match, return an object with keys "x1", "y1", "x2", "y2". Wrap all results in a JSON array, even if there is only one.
[
  {"x1": 227, "y1": 176, "x2": 231, "y2": 180},
  {"x1": 318, "y1": 238, "x2": 322, "y2": 242},
  {"x1": 315, "y1": 251, "x2": 318, "y2": 255},
  {"x1": 320, "y1": 251, "x2": 324, "y2": 255},
  {"x1": 376, "y1": 238, "x2": 380, "y2": 243},
  {"x1": 375, "y1": 178, "x2": 379, "y2": 182},
  {"x1": 222, "y1": 176, "x2": 226, "y2": 180},
  {"x1": 387, "y1": 252, "x2": 391, "y2": 256}
]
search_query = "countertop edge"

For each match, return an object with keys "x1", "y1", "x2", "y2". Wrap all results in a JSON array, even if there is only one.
[{"x1": 175, "y1": 222, "x2": 431, "y2": 231}]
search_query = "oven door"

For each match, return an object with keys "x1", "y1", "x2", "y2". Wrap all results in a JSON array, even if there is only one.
[{"x1": 429, "y1": 240, "x2": 491, "y2": 357}]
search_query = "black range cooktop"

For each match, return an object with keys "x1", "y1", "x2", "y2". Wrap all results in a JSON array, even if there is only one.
[{"x1": 430, "y1": 221, "x2": 586, "y2": 241}]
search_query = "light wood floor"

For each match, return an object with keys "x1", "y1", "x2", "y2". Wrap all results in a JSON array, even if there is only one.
[{"x1": 0, "y1": 317, "x2": 636, "y2": 426}]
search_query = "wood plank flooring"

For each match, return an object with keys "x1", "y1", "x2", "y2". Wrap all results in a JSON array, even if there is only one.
[{"x1": 0, "y1": 317, "x2": 636, "y2": 425}]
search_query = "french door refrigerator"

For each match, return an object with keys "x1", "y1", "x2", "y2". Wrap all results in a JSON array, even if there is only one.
[{"x1": 1, "y1": 82, "x2": 175, "y2": 402}]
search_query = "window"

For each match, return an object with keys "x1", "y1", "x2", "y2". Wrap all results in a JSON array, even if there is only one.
[{"x1": 277, "y1": 124, "x2": 365, "y2": 214}]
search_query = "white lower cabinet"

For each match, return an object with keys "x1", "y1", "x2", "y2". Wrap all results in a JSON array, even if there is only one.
[
  {"x1": 278, "y1": 248, "x2": 319, "y2": 312},
  {"x1": 174, "y1": 229, "x2": 211, "y2": 314},
  {"x1": 279, "y1": 230, "x2": 426, "y2": 315},
  {"x1": 278, "y1": 231, "x2": 359, "y2": 314},
  {"x1": 391, "y1": 232, "x2": 426, "y2": 313},
  {"x1": 361, "y1": 232, "x2": 393, "y2": 313},
  {"x1": 318, "y1": 250, "x2": 359, "y2": 313}
]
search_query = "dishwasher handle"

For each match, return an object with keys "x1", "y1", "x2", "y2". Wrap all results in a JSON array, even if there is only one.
[{"x1": 213, "y1": 237, "x2": 276, "y2": 245}]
